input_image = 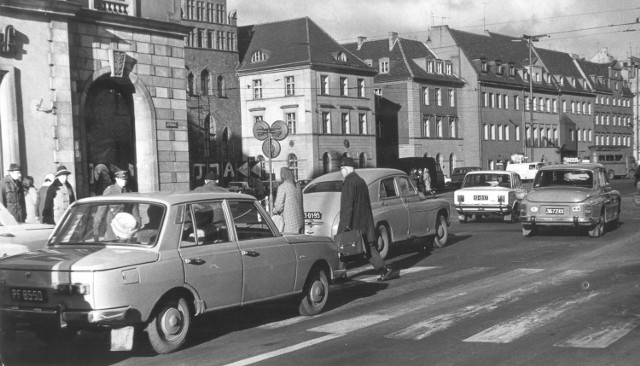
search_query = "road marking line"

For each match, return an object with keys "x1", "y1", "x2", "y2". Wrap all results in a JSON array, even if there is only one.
[
  {"x1": 308, "y1": 314, "x2": 392, "y2": 334},
  {"x1": 258, "y1": 316, "x2": 311, "y2": 329},
  {"x1": 554, "y1": 317, "x2": 640, "y2": 348},
  {"x1": 464, "y1": 291, "x2": 601, "y2": 343},
  {"x1": 351, "y1": 266, "x2": 439, "y2": 283},
  {"x1": 387, "y1": 269, "x2": 591, "y2": 340},
  {"x1": 222, "y1": 334, "x2": 343, "y2": 366}
]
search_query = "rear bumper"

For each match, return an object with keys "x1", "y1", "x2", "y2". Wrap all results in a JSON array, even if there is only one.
[
  {"x1": 520, "y1": 215, "x2": 598, "y2": 226},
  {"x1": 1, "y1": 305, "x2": 134, "y2": 330},
  {"x1": 455, "y1": 204, "x2": 514, "y2": 215}
]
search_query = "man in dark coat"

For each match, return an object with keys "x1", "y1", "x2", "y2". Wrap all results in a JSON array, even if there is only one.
[
  {"x1": 337, "y1": 157, "x2": 395, "y2": 281},
  {"x1": 194, "y1": 171, "x2": 228, "y2": 192},
  {"x1": 42, "y1": 166, "x2": 75, "y2": 225},
  {"x1": 0, "y1": 163, "x2": 26, "y2": 223}
]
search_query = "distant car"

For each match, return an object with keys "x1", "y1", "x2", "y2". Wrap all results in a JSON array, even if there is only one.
[
  {"x1": 0, "y1": 192, "x2": 344, "y2": 354},
  {"x1": 0, "y1": 203, "x2": 54, "y2": 258},
  {"x1": 506, "y1": 162, "x2": 545, "y2": 181},
  {"x1": 302, "y1": 168, "x2": 451, "y2": 259},
  {"x1": 454, "y1": 170, "x2": 526, "y2": 223},
  {"x1": 227, "y1": 181, "x2": 252, "y2": 193},
  {"x1": 450, "y1": 167, "x2": 481, "y2": 187},
  {"x1": 519, "y1": 163, "x2": 621, "y2": 237}
]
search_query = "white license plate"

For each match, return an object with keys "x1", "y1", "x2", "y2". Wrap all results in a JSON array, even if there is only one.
[
  {"x1": 305, "y1": 212, "x2": 322, "y2": 219},
  {"x1": 545, "y1": 208, "x2": 564, "y2": 215},
  {"x1": 473, "y1": 195, "x2": 488, "y2": 200},
  {"x1": 11, "y1": 287, "x2": 48, "y2": 303}
]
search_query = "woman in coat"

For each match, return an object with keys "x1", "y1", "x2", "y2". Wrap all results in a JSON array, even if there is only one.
[
  {"x1": 23, "y1": 176, "x2": 38, "y2": 223},
  {"x1": 42, "y1": 166, "x2": 76, "y2": 225},
  {"x1": 272, "y1": 167, "x2": 304, "y2": 233}
]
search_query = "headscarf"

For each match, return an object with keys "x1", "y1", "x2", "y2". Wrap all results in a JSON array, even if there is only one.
[{"x1": 280, "y1": 167, "x2": 294, "y2": 183}]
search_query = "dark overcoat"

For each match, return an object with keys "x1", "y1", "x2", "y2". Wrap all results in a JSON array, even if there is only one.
[
  {"x1": 337, "y1": 171, "x2": 376, "y2": 245},
  {"x1": 42, "y1": 179, "x2": 75, "y2": 225},
  {"x1": 0, "y1": 175, "x2": 26, "y2": 223}
]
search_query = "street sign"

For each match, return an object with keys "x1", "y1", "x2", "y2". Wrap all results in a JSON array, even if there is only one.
[
  {"x1": 253, "y1": 120, "x2": 270, "y2": 141},
  {"x1": 262, "y1": 139, "x2": 281, "y2": 159},
  {"x1": 237, "y1": 162, "x2": 249, "y2": 176},
  {"x1": 270, "y1": 120, "x2": 289, "y2": 141}
]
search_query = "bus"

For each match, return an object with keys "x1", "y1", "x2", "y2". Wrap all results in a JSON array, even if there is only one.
[{"x1": 585, "y1": 146, "x2": 637, "y2": 180}]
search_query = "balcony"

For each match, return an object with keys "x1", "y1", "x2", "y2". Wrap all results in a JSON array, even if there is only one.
[{"x1": 93, "y1": 0, "x2": 131, "y2": 15}]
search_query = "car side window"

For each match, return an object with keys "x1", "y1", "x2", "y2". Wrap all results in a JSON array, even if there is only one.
[
  {"x1": 192, "y1": 201, "x2": 229, "y2": 245},
  {"x1": 229, "y1": 200, "x2": 276, "y2": 241},
  {"x1": 180, "y1": 204, "x2": 196, "y2": 247},
  {"x1": 379, "y1": 178, "x2": 397, "y2": 199},
  {"x1": 397, "y1": 176, "x2": 417, "y2": 197}
]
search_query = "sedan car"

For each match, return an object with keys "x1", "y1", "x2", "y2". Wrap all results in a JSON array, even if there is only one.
[
  {"x1": 450, "y1": 166, "x2": 481, "y2": 187},
  {"x1": 303, "y1": 168, "x2": 450, "y2": 259},
  {"x1": 519, "y1": 163, "x2": 621, "y2": 237},
  {"x1": 0, "y1": 204, "x2": 54, "y2": 258},
  {"x1": 0, "y1": 192, "x2": 343, "y2": 354},
  {"x1": 454, "y1": 170, "x2": 526, "y2": 223}
]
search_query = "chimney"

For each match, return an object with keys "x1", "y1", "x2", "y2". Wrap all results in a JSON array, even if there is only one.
[
  {"x1": 389, "y1": 32, "x2": 398, "y2": 51},
  {"x1": 357, "y1": 36, "x2": 367, "y2": 50}
]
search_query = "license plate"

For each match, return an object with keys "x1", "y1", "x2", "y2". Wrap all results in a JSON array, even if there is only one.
[
  {"x1": 473, "y1": 195, "x2": 488, "y2": 200},
  {"x1": 545, "y1": 208, "x2": 565, "y2": 215},
  {"x1": 10, "y1": 287, "x2": 48, "y2": 303},
  {"x1": 305, "y1": 212, "x2": 322, "y2": 219}
]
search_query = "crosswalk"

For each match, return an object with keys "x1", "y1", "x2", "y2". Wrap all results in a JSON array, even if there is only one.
[{"x1": 227, "y1": 265, "x2": 639, "y2": 366}]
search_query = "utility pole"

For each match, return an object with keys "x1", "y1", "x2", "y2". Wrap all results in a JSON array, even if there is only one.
[{"x1": 520, "y1": 34, "x2": 549, "y2": 161}]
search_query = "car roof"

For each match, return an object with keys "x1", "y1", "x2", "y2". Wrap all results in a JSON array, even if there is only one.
[
  {"x1": 307, "y1": 168, "x2": 406, "y2": 185},
  {"x1": 465, "y1": 170, "x2": 512, "y2": 175},
  {"x1": 539, "y1": 163, "x2": 604, "y2": 171},
  {"x1": 75, "y1": 191, "x2": 254, "y2": 205}
]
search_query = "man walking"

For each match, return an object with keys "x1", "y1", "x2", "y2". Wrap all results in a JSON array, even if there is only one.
[
  {"x1": 337, "y1": 157, "x2": 395, "y2": 281},
  {"x1": 0, "y1": 163, "x2": 26, "y2": 223},
  {"x1": 194, "y1": 171, "x2": 228, "y2": 192}
]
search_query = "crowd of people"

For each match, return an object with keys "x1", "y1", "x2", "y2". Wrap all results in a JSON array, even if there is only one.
[{"x1": 409, "y1": 167, "x2": 434, "y2": 196}]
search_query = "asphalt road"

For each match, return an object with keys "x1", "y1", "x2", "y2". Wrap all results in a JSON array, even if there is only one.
[{"x1": 2, "y1": 179, "x2": 640, "y2": 366}]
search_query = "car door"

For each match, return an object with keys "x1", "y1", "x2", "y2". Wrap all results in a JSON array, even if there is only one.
[
  {"x1": 373, "y1": 176, "x2": 409, "y2": 241},
  {"x1": 179, "y1": 201, "x2": 243, "y2": 309},
  {"x1": 229, "y1": 200, "x2": 297, "y2": 303},
  {"x1": 398, "y1": 175, "x2": 430, "y2": 237}
]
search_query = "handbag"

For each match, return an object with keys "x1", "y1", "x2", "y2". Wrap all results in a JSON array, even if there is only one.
[
  {"x1": 271, "y1": 214, "x2": 284, "y2": 232},
  {"x1": 334, "y1": 230, "x2": 366, "y2": 260}
]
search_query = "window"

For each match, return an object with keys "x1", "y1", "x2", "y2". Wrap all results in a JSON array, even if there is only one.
[
  {"x1": 196, "y1": 29, "x2": 203, "y2": 47},
  {"x1": 509, "y1": 65, "x2": 515, "y2": 76},
  {"x1": 358, "y1": 113, "x2": 367, "y2": 134},
  {"x1": 449, "y1": 89, "x2": 455, "y2": 107},
  {"x1": 379, "y1": 58, "x2": 389, "y2": 73},
  {"x1": 562, "y1": 100, "x2": 567, "y2": 113},
  {"x1": 571, "y1": 101, "x2": 575, "y2": 114},
  {"x1": 187, "y1": 72, "x2": 194, "y2": 95},
  {"x1": 336, "y1": 51, "x2": 347, "y2": 62},
  {"x1": 496, "y1": 64, "x2": 504, "y2": 75},
  {"x1": 286, "y1": 112, "x2": 296, "y2": 134},
  {"x1": 185, "y1": 201, "x2": 230, "y2": 245},
  {"x1": 446, "y1": 63, "x2": 453, "y2": 75},
  {"x1": 436, "y1": 62, "x2": 443, "y2": 74},
  {"x1": 514, "y1": 95, "x2": 520, "y2": 110},
  {"x1": 436, "y1": 117, "x2": 443, "y2": 138},
  {"x1": 497, "y1": 93, "x2": 502, "y2": 109},
  {"x1": 252, "y1": 79, "x2": 262, "y2": 99},
  {"x1": 341, "y1": 112, "x2": 350, "y2": 134},
  {"x1": 525, "y1": 96, "x2": 530, "y2": 111},
  {"x1": 427, "y1": 61, "x2": 434, "y2": 73},
  {"x1": 515, "y1": 126, "x2": 521, "y2": 141},
  {"x1": 217, "y1": 75, "x2": 226, "y2": 97},
  {"x1": 546, "y1": 98, "x2": 551, "y2": 112},
  {"x1": 424, "y1": 88, "x2": 430, "y2": 105},
  {"x1": 321, "y1": 112, "x2": 331, "y2": 134},
  {"x1": 288, "y1": 154, "x2": 299, "y2": 181},
  {"x1": 357, "y1": 79, "x2": 365, "y2": 98},
  {"x1": 340, "y1": 77, "x2": 348, "y2": 96},
  {"x1": 553, "y1": 99, "x2": 557, "y2": 113},
  {"x1": 587, "y1": 102, "x2": 592, "y2": 115},
  {"x1": 229, "y1": 201, "x2": 276, "y2": 241},
  {"x1": 505, "y1": 125, "x2": 510, "y2": 140},
  {"x1": 423, "y1": 117, "x2": 431, "y2": 138},
  {"x1": 251, "y1": 51, "x2": 267, "y2": 63},
  {"x1": 481, "y1": 61, "x2": 488, "y2": 73},
  {"x1": 435, "y1": 88, "x2": 442, "y2": 106},
  {"x1": 482, "y1": 92, "x2": 488, "y2": 107},
  {"x1": 490, "y1": 124, "x2": 496, "y2": 140},
  {"x1": 504, "y1": 94, "x2": 509, "y2": 109},
  {"x1": 449, "y1": 118, "x2": 456, "y2": 138},
  {"x1": 253, "y1": 115, "x2": 263, "y2": 124},
  {"x1": 285, "y1": 76, "x2": 295, "y2": 96},
  {"x1": 483, "y1": 124, "x2": 489, "y2": 140},
  {"x1": 498, "y1": 125, "x2": 503, "y2": 140},
  {"x1": 320, "y1": 75, "x2": 329, "y2": 95},
  {"x1": 206, "y1": 30, "x2": 213, "y2": 48},
  {"x1": 532, "y1": 97, "x2": 537, "y2": 111},
  {"x1": 490, "y1": 93, "x2": 495, "y2": 108}
]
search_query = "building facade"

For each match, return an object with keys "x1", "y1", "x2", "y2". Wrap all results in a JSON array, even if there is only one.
[{"x1": 0, "y1": 0, "x2": 191, "y2": 196}]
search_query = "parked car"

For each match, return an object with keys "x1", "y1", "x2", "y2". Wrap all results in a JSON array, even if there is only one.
[
  {"x1": 0, "y1": 192, "x2": 344, "y2": 354},
  {"x1": 450, "y1": 166, "x2": 481, "y2": 187},
  {"x1": 453, "y1": 170, "x2": 527, "y2": 223},
  {"x1": 519, "y1": 163, "x2": 621, "y2": 237},
  {"x1": 302, "y1": 168, "x2": 451, "y2": 259},
  {"x1": 506, "y1": 162, "x2": 545, "y2": 181},
  {"x1": 0, "y1": 203, "x2": 54, "y2": 258}
]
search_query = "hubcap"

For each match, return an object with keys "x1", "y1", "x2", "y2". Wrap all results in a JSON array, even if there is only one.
[
  {"x1": 160, "y1": 307, "x2": 184, "y2": 337},
  {"x1": 309, "y1": 280, "x2": 326, "y2": 304}
]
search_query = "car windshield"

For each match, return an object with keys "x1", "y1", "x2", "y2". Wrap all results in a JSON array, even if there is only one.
[
  {"x1": 304, "y1": 181, "x2": 343, "y2": 194},
  {"x1": 462, "y1": 174, "x2": 511, "y2": 188},
  {"x1": 49, "y1": 201, "x2": 166, "y2": 246},
  {"x1": 534, "y1": 170, "x2": 594, "y2": 188}
]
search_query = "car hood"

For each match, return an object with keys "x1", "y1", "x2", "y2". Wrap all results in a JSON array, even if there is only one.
[
  {"x1": 526, "y1": 187, "x2": 595, "y2": 203},
  {"x1": 302, "y1": 192, "x2": 341, "y2": 238},
  {"x1": 0, "y1": 246, "x2": 159, "y2": 271}
]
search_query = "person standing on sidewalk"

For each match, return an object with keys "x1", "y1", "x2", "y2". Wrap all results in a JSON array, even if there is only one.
[{"x1": 0, "y1": 163, "x2": 26, "y2": 223}]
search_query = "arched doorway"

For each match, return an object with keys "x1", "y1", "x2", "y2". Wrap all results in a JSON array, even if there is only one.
[{"x1": 84, "y1": 77, "x2": 137, "y2": 194}]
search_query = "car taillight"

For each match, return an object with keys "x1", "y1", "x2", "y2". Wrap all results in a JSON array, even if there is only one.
[
  {"x1": 498, "y1": 195, "x2": 505, "y2": 203},
  {"x1": 53, "y1": 283, "x2": 91, "y2": 295},
  {"x1": 457, "y1": 195, "x2": 464, "y2": 202}
]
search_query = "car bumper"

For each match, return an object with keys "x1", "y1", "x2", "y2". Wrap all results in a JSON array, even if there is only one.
[
  {"x1": 520, "y1": 215, "x2": 598, "y2": 226},
  {"x1": 455, "y1": 204, "x2": 514, "y2": 215},
  {"x1": 1, "y1": 304, "x2": 134, "y2": 330}
]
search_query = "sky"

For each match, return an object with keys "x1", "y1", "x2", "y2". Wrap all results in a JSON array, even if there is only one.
[{"x1": 226, "y1": 0, "x2": 640, "y2": 61}]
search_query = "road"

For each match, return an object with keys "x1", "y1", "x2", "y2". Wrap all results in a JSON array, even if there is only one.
[{"x1": 2, "y1": 179, "x2": 640, "y2": 366}]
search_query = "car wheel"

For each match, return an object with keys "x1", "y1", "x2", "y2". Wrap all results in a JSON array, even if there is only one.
[
  {"x1": 458, "y1": 214, "x2": 468, "y2": 223},
  {"x1": 147, "y1": 297, "x2": 191, "y2": 354},
  {"x1": 607, "y1": 204, "x2": 621, "y2": 231},
  {"x1": 607, "y1": 170, "x2": 615, "y2": 180},
  {"x1": 522, "y1": 225, "x2": 535, "y2": 237},
  {"x1": 376, "y1": 224, "x2": 390, "y2": 259},
  {"x1": 588, "y1": 210, "x2": 605, "y2": 238},
  {"x1": 431, "y1": 214, "x2": 449, "y2": 248},
  {"x1": 298, "y1": 267, "x2": 329, "y2": 316},
  {"x1": 35, "y1": 329, "x2": 77, "y2": 345}
]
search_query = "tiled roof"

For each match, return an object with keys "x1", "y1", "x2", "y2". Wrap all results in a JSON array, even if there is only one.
[
  {"x1": 237, "y1": 17, "x2": 376, "y2": 75},
  {"x1": 574, "y1": 59, "x2": 612, "y2": 93},
  {"x1": 534, "y1": 48, "x2": 589, "y2": 94}
]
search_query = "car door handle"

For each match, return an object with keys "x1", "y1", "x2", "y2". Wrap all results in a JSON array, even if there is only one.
[
  {"x1": 242, "y1": 250, "x2": 260, "y2": 257},
  {"x1": 185, "y1": 258, "x2": 205, "y2": 265}
]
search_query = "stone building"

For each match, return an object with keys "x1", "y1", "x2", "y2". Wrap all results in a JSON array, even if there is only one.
[{"x1": 0, "y1": 0, "x2": 191, "y2": 196}]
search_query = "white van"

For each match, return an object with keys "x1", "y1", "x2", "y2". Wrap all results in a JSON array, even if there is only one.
[{"x1": 506, "y1": 162, "x2": 544, "y2": 181}]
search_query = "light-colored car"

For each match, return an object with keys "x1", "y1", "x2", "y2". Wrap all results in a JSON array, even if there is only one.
[
  {"x1": 0, "y1": 203, "x2": 54, "y2": 258},
  {"x1": 454, "y1": 170, "x2": 527, "y2": 223},
  {"x1": 0, "y1": 192, "x2": 343, "y2": 354},
  {"x1": 506, "y1": 162, "x2": 545, "y2": 181},
  {"x1": 519, "y1": 163, "x2": 621, "y2": 237},
  {"x1": 450, "y1": 166, "x2": 481, "y2": 187},
  {"x1": 302, "y1": 168, "x2": 451, "y2": 259}
]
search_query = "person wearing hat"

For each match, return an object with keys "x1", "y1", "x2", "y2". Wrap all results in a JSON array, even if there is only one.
[
  {"x1": 93, "y1": 168, "x2": 139, "y2": 241},
  {"x1": 0, "y1": 163, "x2": 26, "y2": 223},
  {"x1": 42, "y1": 165, "x2": 75, "y2": 225},
  {"x1": 336, "y1": 156, "x2": 395, "y2": 282},
  {"x1": 102, "y1": 169, "x2": 133, "y2": 196},
  {"x1": 110, "y1": 212, "x2": 141, "y2": 243},
  {"x1": 194, "y1": 171, "x2": 229, "y2": 192},
  {"x1": 36, "y1": 173, "x2": 55, "y2": 223}
]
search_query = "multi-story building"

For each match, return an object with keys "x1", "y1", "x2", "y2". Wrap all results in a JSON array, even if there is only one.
[
  {"x1": 342, "y1": 32, "x2": 465, "y2": 176},
  {"x1": 0, "y1": 0, "x2": 191, "y2": 195},
  {"x1": 626, "y1": 56, "x2": 640, "y2": 160},
  {"x1": 236, "y1": 17, "x2": 377, "y2": 180},
  {"x1": 180, "y1": 0, "x2": 242, "y2": 187}
]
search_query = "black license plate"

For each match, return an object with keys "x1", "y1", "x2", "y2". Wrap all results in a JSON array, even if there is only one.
[
  {"x1": 545, "y1": 208, "x2": 565, "y2": 215},
  {"x1": 10, "y1": 287, "x2": 48, "y2": 303},
  {"x1": 305, "y1": 212, "x2": 322, "y2": 219},
  {"x1": 473, "y1": 195, "x2": 488, "y2": 200}
]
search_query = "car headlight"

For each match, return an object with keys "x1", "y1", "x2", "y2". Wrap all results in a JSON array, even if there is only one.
[{"x1": 530, "y1": 206, "x2": 539, "y2": 213}]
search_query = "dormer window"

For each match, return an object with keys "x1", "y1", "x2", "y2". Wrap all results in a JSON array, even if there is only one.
[
  {"x1": 496, "y1": 64, "x2": 504, "y2": 75},
  {"x1": 436, "y1": 61, "x2": 443, "y2": 74},
  {"x1": 427, "y1": 61, "x2": 434, "y2": 73},
  {"x1": 445, "y1": 62, "x2": 452, "y2": 75},
  {"x1": 251, "y1": 50, "x2": 268, "y2": 63},
  {"x1": 481, "y1": 61, "x2": 488, "y2": 73},
  {"x1": 509, "y1": 64, "x2": 515, "y2": 77},
  {"x1": 379, "y1": 58, "x2": 389, "y2": 73},
  {"x1": 336, "y1": 51, "x2": 348, "y2": 62}
]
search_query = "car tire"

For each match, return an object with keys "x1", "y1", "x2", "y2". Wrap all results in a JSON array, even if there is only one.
[
  {"x1": 376, "y1": 224, "x2": 391, "y2": 259},
  {"x1": 609, "y1": 203, "x2": 621, "y2": 229},
  {"x1": 298, "y1": 267, "x2": 329, "y2": 316},
  {"x1": 458, "y1": 214, "x2": 468, "y2": 223},
  {"x1": 431, "y1": 214, "x2": 449, "y2": 248},
  {"x1": 522, "y1": 225, "x2": 535, "y2": 237},
  {"x1": 35, "y1": 329, "x2": 77, "y2": 345},
  {"x1": 147, "y1": 297, "x2": 191, "y2": 354},
  {"x1": 588, "y1": 210, "x2": 605, "y2": 238}
]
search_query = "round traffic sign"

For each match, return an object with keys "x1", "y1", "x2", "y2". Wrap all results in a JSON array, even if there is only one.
[
  {"x1": 270, "y1": 120, "x2": 289, "y2": 141},
  {"x1": 253, "y1": 120, "x2": 270, "y2": 141},
  {"x1": 262, "y1": 139, "x2": 281, "y2": 158}
]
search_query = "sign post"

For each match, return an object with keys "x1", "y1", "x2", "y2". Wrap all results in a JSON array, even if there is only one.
[{"x1": 253, "y1": 120, "x2": 288, "y2": 213}]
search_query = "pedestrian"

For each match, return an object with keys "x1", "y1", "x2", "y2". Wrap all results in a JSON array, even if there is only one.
[
  {"x1": 35, "y1": 173, "x2": 54, "y2": 223},
  {"x1": 102, "y1": 169, "x2": 133, "y2": 195},
  {"x1": 337, "y1": 157, "x2": 395, "y2": 281},
  {"x1": 94, "y1": 164, "x2": 111, "y2": 196},
  {"x1": 272, "y1": 167, "x2": 304, "y2": 233},
  {"x1": 417, "y1": 168, "x2": 425, "y2": 192},
  {"x1": 42, "y1": 165, "x2": 75, "y2": 225},
  {"x1": 23, "y1": 176, "x2": 38, "y2": 223},
  {"x1": 423, "y1": 168, "x2": 432, "y2": 196},
  {"x1": 92, "y1": 169, "x2": 138, "y2": 241},
  {"x1": 193, "y1": 171, "x2": 229, "y2": 192},
  {"x1": 0, "y1": 163, "x2": 26, "y2": 223}
]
